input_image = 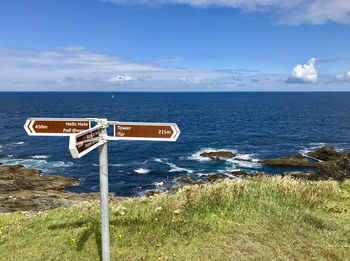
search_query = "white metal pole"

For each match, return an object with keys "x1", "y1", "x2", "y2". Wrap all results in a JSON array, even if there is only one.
[{"x1": 99, "y1": 123, "x2": 110, "y2": 261}]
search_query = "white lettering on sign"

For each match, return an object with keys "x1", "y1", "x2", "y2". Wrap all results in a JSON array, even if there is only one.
[
  {"x1": 159, "y1": 130, "x2": 171, "y2": 135},
  {"x1": 35, "y1": 125, "x2": 48, "y2": 129},
  {"x1": 117, "y1": 126, "x2": 131, "y2": 131},
  {"x1": 78, "y1": 122, "x2": 88, "y2": 127},
  {"x1": 66, "y1": 122, "x2": 77, "y2": 127},
  {"x1": 117, "y1": 132, "x2": 125, "y2": 136}
]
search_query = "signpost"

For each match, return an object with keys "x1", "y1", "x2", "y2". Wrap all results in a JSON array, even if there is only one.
[
  {"x1": 24, "y1": 118, "x2": 91, "y2": 136},
  {"x1": 24, "y1": 117, "x2": 180, "y2": 261},
  {"x1": 69, "y1": 125, "x2": 105, "y2": 159},
  {"x1": 111, "y1": 122, "x2": 180, "y2": 141}
]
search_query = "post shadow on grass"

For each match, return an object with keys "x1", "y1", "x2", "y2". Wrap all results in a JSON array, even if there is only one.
[
  {"x1": 48, "y1": 219, "x2": 102, "y2": 261},
  {"x1": 47, "y1": 214, "x2": 157, "y2": 260}
]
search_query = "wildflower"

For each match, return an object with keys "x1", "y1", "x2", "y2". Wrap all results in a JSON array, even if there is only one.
[
  {"x1": 84, "y1": 227, "x2": 87, "y2": 230},
  {"x1": 172, "y1": 219, "x2": 175, "y2": 222},
  {"x1": 119, "y1": 235, "x2": 123, "y2": 238},
  {"x1": 221, "y1": 212, "x2": 224, "y2": 216},
  {"x1": 96, "y1": 209, "x2": 100, "y2": 213},
  {"x1": 173, "y1": 253, "x2": 176, "y2": 257},
  {"x1": 119, "y1": 251, "x2": 122, "y2": 254},
  {"x1": 235, "y1": 222, "x2": 240, "y2": 226},
  {"x1": 80, "y1": 215, "x2": 83, "y2": 218},
  {"x1": 155, "y1": 206, "x2": 162, "y2": 212},
  {"x1": 71, "y1": 238, "x2": 75, "y2": 243},
  {"x1": 155, "y1": 218, "x2": 158, "y2": 221},
  {"x1": 156, "y1": 244, "x2": 161, "y2": 247},
  {"x1": 113, "y1": 205, "x2": 126, "y2": 215},
  {"x1": 0, "y1": 227, "x2": 3, "y2": 230},
  {"x1": 65, "y1": 218, "x2": 68, "y2": 220},
  {"x1": 25, "y1": 227, "x2": 28, "y2": 230},
  {"x1": 174, "y1": 209, "x2": 180, "y2": 214}
]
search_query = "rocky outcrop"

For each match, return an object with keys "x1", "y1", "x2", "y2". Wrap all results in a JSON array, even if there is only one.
[
  {"x1": 200, "y1": 151, "x2": 235, "y2": 160},
  {"x1": 259, "y1": 154, "x2": 319, "y2": 167},
  {"x1": 146, "y1": 190, "x2": 163, "y2": 196},
  {"x1": 0, "y1": 165, "x2": 125, "y2": 213},
  {"x1": 202, "y1": 174, "x2": 225, "y2": 182},
  {"x1": 307, "y1": 146, "x2": 349, "y2": 162},
  {"x1": 283, "y1": 153, "x2": 350, "y2": 182}
]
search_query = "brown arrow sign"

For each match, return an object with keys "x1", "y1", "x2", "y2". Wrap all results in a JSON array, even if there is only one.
[
  {"x1": 69, "y1": 125, "x2": 105, "y2": 158},
  {"x1": 24, "y1": 118, "x2": 91, "y2": 136},
  {"x1": 111, "y1": 122, "x2": 180, "y2": 141}
]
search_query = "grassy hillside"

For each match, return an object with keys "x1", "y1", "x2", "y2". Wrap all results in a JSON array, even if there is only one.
[{"x1": 1, "y1": 176, "x2": 350, "y2": 260}]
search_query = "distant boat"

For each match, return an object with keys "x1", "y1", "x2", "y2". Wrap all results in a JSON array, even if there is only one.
[{"x1": 112, "y1": 95, "x2": 114, "y2": 99}]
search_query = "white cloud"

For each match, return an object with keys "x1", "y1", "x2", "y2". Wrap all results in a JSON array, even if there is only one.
[
  {"x1": 0, "y1": 46, "x2": 237, "y2": 90},
  {"x1": 100, "y1": 0, "x2": 350, "y2": 25},
  {"x1": 286, "y1": 58, "x2": 318, "y2": 83},
  {"x1": 336, "y1": 71, "x2": 350, "y2": 81},
  {"x1": 109, "y1": 74, "x2": 133, "y2": 82}
]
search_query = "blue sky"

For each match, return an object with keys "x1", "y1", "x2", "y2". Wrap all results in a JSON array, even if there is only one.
[{"x1": 0, "y1": 0, "x2": 350, "y2": 91}]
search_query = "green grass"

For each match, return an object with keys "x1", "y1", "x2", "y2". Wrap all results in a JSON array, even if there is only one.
[{"x1": 1, "y1": 176, "x2": 350, "y2": 260}]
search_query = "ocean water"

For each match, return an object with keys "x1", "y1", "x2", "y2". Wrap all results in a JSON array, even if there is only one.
[{"x1": 1, "y1": 92, "x2": 350, "y2": 196}]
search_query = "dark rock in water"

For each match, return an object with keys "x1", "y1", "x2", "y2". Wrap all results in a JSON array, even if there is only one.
[
  {"x1": 176, "y1": 177, "x2": 206, "y2": 185},
  {"x1": 176, "y1": 177, "x2": 196, "y2": 184},
  {"x1": 159, "y1": 184, "x2": 181, "y2": 191},
  {"x1": 259, "y1": 154, "x2": 319, "y2": 167},
  {"x1": 200, "y1": 151, "x2": 235, "y2": 160},
  {"x1": 146, "y1": 190, "x2": 163, "y2": 196},
  {"x1": 0, "y1": 165, "x2": 125, "y2": 213},
  {"x1": 307, "y1": 146, "x2": 341, "y2": 161},
  {"x1": 202, "y1": 174, "x2": 225, "y2": 182},
  {"x1": 231, "y1": 171, "x2": 249, "y2": 178}
]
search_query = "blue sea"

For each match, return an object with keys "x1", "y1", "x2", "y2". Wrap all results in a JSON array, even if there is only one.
[{"x1": 1, "y1": 92, "x2": 350, "y2": 196}]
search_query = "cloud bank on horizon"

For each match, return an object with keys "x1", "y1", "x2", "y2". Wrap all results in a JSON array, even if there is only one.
[
  {"x1": 0, "y1": 47, "x2": 242, "y2": 91},
  {"x1": 100, "y1": 0, "x2": 350, "y2": 25},
  {"x1": 0, "y1": 47, "x2": 347, "y2": 91}
]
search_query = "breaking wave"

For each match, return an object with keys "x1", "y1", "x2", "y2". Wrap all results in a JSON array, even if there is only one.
[
  {"x1": 0, "y1": 157, "x2": 73, "y2": 171},
  {"x1": 134, "y1": 168, "x2": 150, "y2": 174},
  {"x1": 30, "y1": 155, "x2": 50, "y2": 159},
  {"x1": 188, "y1": 148, "x2": 237, "y2": 162}
]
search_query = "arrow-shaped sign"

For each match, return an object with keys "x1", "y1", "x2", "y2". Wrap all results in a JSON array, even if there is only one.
[
  {"x1": 69, "y1": 125, "x2": 106, "y2": 158},
  {"x1": 110, "y1": 122, "x2": 180, "y2": 141},
  {"x1": 24, "y1": 118, "x2": 91, "y2": 136}
]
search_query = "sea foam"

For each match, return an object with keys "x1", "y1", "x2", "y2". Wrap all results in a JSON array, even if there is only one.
[
  {"x1": 134, "y1": 168, "x2": 150, "y2": 174},
  {"x1": 188, "y1": 148, "x2": 238, "y2": 162},
  {"x1": 167, "y1": 162, "x2": 193, "y2": 173},
  {"x1": 30, "y1": 155, "x2": 50, "y2": 159},
  {"x1": 0, "y1": 157, "x2": 73, "y2": 170}
]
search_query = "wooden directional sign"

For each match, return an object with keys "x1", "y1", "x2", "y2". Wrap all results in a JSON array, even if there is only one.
[
  {"x1": 24, "y1": 118, "x2": 91, "y2": 136},
  {"x1": 111, "y1": 122, "x2": 180, "y2": 141},
  {"x1": 69, "y1": 125, "x2": 105, "y2": 158}
]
